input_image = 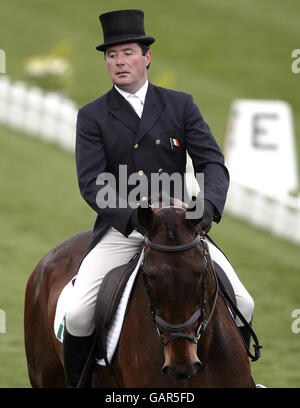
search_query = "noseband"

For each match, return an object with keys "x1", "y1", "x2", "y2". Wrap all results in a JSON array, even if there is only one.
[{"x1": 142, "y1": 207, "x2": 219, "y2": 348}]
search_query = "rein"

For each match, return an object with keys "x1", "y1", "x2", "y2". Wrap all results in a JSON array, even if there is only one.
[{"x1": 142, "y1": 207, "x2": 219, "y2": 348}]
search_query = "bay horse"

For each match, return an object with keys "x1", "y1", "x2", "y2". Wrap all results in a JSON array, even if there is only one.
[{"x1": 24, "y1": 201, "x2": 252, "y2": 387}]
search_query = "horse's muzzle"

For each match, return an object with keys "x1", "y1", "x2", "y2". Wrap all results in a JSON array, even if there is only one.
[
  {"x1": 162, "y1": 335, "x2": 203, "y2": 380},
  {"x1": 162, "y1": 360, "x2": 202, "y2": 380}
]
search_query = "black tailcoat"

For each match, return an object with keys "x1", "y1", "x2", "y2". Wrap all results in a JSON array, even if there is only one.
[{"x1": 75, "y1": 82, "x2": 229, "y2": 250}]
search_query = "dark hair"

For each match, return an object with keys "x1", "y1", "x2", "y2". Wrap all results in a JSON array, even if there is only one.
[
  {"x1": 137, "y1": 43, "x2": 150, "y2": 56},
  {"x1": 138, "y1": 43, "x2": 151, "y2": 69}
]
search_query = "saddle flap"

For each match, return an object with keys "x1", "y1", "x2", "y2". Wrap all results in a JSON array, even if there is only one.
[
  {"x1": 213, "y1": 261, "x2": 237, "y2": 319},
  {"x1": 94, "y1": 250, "x2": 142, "y2": 361}
]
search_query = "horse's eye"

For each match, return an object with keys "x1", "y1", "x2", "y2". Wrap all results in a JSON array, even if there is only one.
[
  {"x1": 146, "y1": 272, "x2": 156, "y2": 283},
  {"x1": 193, "y1": 268, "x2": 202, "y2": 278}
]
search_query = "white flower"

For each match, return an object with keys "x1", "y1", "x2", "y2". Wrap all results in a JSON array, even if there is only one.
[{"x1": 25, "y1": 55, "x2": 72, "y2": 78}]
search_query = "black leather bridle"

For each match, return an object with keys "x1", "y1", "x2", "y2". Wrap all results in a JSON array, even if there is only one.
[{"x1": 142, "y1": 207, "x2": 219, "y2": 347}]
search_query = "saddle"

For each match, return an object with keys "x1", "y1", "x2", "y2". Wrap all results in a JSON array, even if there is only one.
[{"x1": 94, "y1": 250, "x2": 143, "y2": 365}]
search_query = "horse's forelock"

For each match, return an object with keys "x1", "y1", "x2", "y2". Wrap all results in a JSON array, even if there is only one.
[
  {"x1": 151, "y1": 194, "x2": 187, "y2": 210},
  {"x1": 149, "y1": 194, "x2": 189, "y2": 240},
  {"x1": 164, "y1": 208, "x2": 177, "y2": 240}
]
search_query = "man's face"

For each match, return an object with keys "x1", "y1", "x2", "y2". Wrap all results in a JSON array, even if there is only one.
[{"x1": 105, "y1": 43, "x2": 152, "y2": 94}]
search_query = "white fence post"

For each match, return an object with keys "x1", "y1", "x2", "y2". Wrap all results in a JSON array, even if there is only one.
[
  {"x1": 0, "y1": 309, "x2": 6, "y2": 334},
  {"x1": 0, "y1": 76, "x2": 11, "y2": 123},
  {"x1": 24, "y1": 86, "x2": 44, "y2": 136},
  {"x1": 8, "y1": 81, "x2": 28, "y2": 130}
]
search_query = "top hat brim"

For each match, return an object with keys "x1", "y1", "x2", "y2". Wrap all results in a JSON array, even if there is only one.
[{"x1": 96, "y1": 35, "x2": 155, "y2": 52}]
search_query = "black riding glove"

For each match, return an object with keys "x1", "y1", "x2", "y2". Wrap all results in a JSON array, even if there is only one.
[
  {"x1": 130, "y1": 209, "x2": 146, "y2": 236},
  {"x1": 188, "y1": 197, "x2": 216, "y2": 234},
  {"x1": 199, "y1": 199, "x2": 215, "y2": 234}
]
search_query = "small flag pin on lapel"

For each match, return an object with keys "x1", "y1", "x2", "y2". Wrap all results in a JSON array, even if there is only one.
[{"x1": 170, "y1": 138, "x2": 180, "y2": 149}]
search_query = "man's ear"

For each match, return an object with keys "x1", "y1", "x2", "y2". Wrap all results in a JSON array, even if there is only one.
[
  {"x1": 145, "y1": 49, "x2": 152, "y2": 69},
  {"x1": 137, "y1": 205, "x2": 154, "y2": 231}
]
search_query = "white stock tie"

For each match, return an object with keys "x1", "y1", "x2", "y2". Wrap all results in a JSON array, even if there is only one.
[{"x1": 128, "y1": 94, "x2": 143, "y2": 118}]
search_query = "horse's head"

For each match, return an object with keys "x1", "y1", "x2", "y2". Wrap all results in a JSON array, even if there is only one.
[{"x1": 138, "y1": 200, "x2": 217, "y2": 380}]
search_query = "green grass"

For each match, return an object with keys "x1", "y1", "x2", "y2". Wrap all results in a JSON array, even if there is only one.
[
  {"x1": 0, "y1": 0, "x2": 300, "y2": 388},
  {"x1": 0, "y1": 126, "x2": 94, "y2": 387},
  {"x1": 211, "y1": 215, "x2": 300, "y2": 387}
]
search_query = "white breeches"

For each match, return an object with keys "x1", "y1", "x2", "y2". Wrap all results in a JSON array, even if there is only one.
[{"x1": 65, "y1": 228, "x2": 254, "y2": 336}]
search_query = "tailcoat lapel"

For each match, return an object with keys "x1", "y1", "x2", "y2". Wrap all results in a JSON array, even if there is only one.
[{"x1": 107, "y1": 87, "x2": 140, "y2": 133}]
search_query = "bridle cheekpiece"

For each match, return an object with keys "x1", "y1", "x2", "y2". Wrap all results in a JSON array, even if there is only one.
[{"x1": 142, "y1": 206, "x2": 219, "y2": 349}]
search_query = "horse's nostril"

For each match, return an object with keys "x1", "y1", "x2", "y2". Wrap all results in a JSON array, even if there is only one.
[
  {"x1": 162, "y1": 361, "x2": 202, "y2": 380},
  {"x1": 186, "y1": 361, "x2": 202, "y2": 378},
  {"x1": 162, "y1": 365, "x2": 185, "y2": 380}
]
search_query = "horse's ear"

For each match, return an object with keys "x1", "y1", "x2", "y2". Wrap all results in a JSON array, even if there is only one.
[
  {"x1": 137, "y1": 205, "x2": 155, "y2": 231},
  {"x1": 185, "y1": 196, "x2": 202, "y2": 228},
  {"x1": 185, "y1": 211, "x2": 201, "y2": 227}
]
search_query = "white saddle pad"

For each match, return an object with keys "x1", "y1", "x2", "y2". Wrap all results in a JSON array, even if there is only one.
[{"x1": 54, "y1": 249, "x2": 144, "y2": 366}]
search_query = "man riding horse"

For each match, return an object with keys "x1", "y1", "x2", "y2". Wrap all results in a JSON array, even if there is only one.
[{"x1": 63, "y1": 9, "x2": 254, "y2": 387}]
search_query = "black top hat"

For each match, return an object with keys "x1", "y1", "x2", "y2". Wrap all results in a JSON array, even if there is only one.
[{"x1": 96, "y1": 9, "x2": 155, "y2": 52}]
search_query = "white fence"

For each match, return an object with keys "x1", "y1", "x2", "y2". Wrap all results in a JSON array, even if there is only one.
[
  {"x1": 187, "y1": 149, "x2": 300, "y2": 245},
  {"x1": 225, "y1": 182, "x2": 300, "y2": 245},
  {"x1": 1, "y1": 75, "x2": 300, "y2": 245},
  {"x1": 0, "y1": 75, "x2": 76, "y2": 152}
]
